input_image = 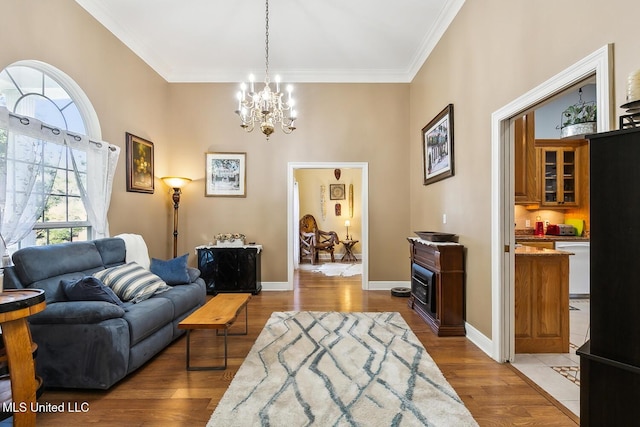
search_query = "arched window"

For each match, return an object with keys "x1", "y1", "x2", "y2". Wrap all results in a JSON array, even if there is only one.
[{"x1": 0, "y1": 61, "x2": 102, "y2": 247}]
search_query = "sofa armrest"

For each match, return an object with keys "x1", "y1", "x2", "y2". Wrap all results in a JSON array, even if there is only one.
[
  {"x1": 29, "y1": 301, "x2": 126, "y2": 325},
  {"x1": 187, "y1": 267, "x2": 201, "y2": 283}
]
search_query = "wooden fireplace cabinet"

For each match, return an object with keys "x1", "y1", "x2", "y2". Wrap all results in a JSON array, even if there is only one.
[{"x1": 407, "y1": 238, "x2": 466, "y2": 336}]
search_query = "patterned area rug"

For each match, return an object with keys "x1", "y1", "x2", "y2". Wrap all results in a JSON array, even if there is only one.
[{"x1": 207, "y1": 311, "x2": 477, "y2": 426}]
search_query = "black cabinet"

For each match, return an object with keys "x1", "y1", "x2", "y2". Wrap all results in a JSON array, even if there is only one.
[
  {"x1": 577, "y1": 128, "x2": 640, "y2": 426},
  {"x1": 196, "y1": 246, "x2": 262, "y2": 295}
]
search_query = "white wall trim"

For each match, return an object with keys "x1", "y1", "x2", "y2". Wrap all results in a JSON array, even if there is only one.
[
  {"x1": 261, "y1": 282, "x2": 290, "y2": 291},
  {"x1": 465, "y1": 322, "x2": 493, "y2": 358},
  {"x1": 288, "y1": 162, "x2": 369, "y2": 291},
  {"x1": 490, "y1": 44, "x2": 613, "y2": 362}
]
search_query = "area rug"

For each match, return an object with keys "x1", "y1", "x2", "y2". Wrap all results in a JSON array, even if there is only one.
[
  {"x1": 308, "y1": 263, "x2": 363, "y2": 277},
  {"x1": 207, "y1": 311, "x2": 477, "y2": 426}
]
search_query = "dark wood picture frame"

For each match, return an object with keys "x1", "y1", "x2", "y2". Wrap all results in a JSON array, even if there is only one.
[
  {"x1": 126, "y1": 132, "x2": 154, "y2": 193},
  {"x1": 422, "y1": 104, "x2": 454, "y2": 185},
  {"x1": 329, "y1": 183, "x2": 345, "y2": 200}
]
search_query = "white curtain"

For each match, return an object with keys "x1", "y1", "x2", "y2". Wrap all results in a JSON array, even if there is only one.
[
  {"x1": 68, "y1": 134, "x2": 120, "y2": 239},
  {"x1": 0, "y1": 106, "x2": 119, "y2": 250},
  {"x1": 0, "y1": 107, "x2": 65, "y2": 248}
]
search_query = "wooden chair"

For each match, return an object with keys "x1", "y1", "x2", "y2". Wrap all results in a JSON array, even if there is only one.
[{"x1": 299, "y1": 214, "x2": 339, "y2": 264}]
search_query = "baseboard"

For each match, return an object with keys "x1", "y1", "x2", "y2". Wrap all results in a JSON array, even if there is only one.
[
  {"x1": 261, "y1": 282, "x2": 290, "y2": 291},
  {"x1": 464, "y1": 321, "x2": 493, "y2": 358}
]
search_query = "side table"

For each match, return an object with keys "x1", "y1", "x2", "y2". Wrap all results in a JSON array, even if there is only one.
[
  {"x1": 195, "y1": 245, "x2": 262, "y2": 295},
  {"x1": 341, "y1": 240, "x2": 359, "y2": 263},
  {"x1": 0, "y1": 289, "x2": 46, "y2": 427}
]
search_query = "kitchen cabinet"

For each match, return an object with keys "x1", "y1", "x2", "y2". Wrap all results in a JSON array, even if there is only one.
[
  {"x1": 514, "y1": 246, "x2": 569, "y2": 353},
  {"x1": 514, "y1": 113, "x2": 540, "y2": 205},
  {"x1": 535, "y1": 139, "x2": 587, "y2": 208}
]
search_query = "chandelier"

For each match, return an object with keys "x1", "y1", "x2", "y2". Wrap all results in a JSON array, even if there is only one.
[{"x1": 235, "y1": 0, "x2": 297, "y2": 139}]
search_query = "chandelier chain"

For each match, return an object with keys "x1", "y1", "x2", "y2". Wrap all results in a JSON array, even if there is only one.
[{"x1": 264, "y1": 0, "x2": 270, "y2": 82}]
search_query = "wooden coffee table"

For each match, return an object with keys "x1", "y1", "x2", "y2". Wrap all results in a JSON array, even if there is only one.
[{"x1": 178, "y1": 293, "x2": 251, "y2": 370}]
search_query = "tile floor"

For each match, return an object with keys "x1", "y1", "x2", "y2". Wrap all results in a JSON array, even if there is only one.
[{"x1": 511, "y1": 298, "x2": 590, "y2": 417}]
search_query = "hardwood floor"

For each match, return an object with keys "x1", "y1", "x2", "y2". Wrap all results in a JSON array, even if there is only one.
[{"x1": 34, "y1": 268, "x2": 579, "y2": 426}]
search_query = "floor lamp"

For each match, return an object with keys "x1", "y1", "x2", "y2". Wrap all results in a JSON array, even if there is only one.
[{"x1": 161, "y1": 176, "x2": 192, "y2": 258}]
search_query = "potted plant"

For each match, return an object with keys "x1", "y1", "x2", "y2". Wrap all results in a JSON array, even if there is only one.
[{"x1": 560, "y1": 101, "x2": 597, "y2": 138}]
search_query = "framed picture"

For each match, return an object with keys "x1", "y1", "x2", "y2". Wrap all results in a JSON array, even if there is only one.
[
  {"x1": 205, "y1": 152, "x2": 246, "y2": 197},
  {"x1": 126, "y1": 132, "x2": 154, "y2": 193},
  {"x1": 330, "y1": 183, "x2": 345, "y2": 200},
  {"x1": 422, "y1": 104, "x2": 454, "y2": 185}
]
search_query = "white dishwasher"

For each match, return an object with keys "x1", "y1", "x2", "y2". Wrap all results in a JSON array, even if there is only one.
[{"x1": 555, "y1": 241, "x2": 590, "y2": 296}]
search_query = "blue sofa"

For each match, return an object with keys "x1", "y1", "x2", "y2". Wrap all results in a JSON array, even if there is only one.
[{"x1": 6, "y1": 237, "x2": 206, "y2": 389}]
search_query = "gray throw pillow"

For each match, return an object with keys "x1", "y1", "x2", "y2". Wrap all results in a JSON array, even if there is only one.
[{"x1": 61, "y1": 276, "x2": 125, "y2": 307}]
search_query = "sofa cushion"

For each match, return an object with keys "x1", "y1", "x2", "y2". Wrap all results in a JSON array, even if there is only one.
[
  {"x1": 12, "y1": 242, "x2": 105, "y2": 302},
  {"x1": 94, "y1": 262, "x2": 170, "y2": 303},
  {"x1": 62, "y1": 276, "x2": 125, "y2": 307},
  {"x1": 150, "y1": 253, "x2": 190, "y2": 285},
  {"x1": 155, "y1": 282, "x2": 206, "y2": 318},
  {"x1": 29, "y1": 301, "x2": 126, "y2": 325},
  {"x1": 94, "y1": 237, "x2": 127, "y2": 267},
  {"x1": 123, "y1": 297, "x2": 174, "y2": 346}
]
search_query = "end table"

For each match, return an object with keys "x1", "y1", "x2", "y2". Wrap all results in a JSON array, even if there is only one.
[{"x1": 341, "y1": 240, "x2": 359, "y2": 263}]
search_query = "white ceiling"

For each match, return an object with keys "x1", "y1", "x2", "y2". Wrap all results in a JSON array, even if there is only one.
[{"x1": 75, "y1": 0, "x2": 465, "y2": 83}]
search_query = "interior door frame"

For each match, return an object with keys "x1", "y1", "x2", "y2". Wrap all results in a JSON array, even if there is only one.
[
  {"x1": 287, "y1": 162, "x2": 369, "y2": 291},
  {"x1": 491, "y1": 44, "x2": 613, "y2": 362}
]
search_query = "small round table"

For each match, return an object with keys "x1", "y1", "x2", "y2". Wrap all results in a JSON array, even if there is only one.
[
  {"x1": 0, "y1": 289, "x2": 46, "y2": 427},
  {"x1": 341, "y1": 240, "x2": 359, "y2": 263}
]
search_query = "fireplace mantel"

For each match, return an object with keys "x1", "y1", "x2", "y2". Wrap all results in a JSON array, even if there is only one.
[{"x1": 407, "y1": 238, "x2": 466, "y2": 336}]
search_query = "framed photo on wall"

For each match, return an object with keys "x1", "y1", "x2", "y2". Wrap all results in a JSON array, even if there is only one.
[
  {"x1": 422, "y1": 104, "x2": 454, "y2": 185},
  {"x1": 330, "y1": 184, "x2": 345, "y2": 200},
  {"x1": 126, "y1": 132, "x2": 154, "y2": 193},
  {"x1": 205, "y1": 152, "x2": 246, "y2": 197}
]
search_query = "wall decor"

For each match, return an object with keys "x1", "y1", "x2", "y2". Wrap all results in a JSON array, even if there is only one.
[
  {"x1": 422, "y1": 104, "x2": 454, "y2": 185},
  {"x1": 126, "y1": 132, "x2": 154, "y2": 193},
  {"x1": 205, "y1": 152, "x2": 246, "y2": 197},
  {"x1": 349, "y1": 184, "x2": 354, "y2": 218},
  {"x1": 335, "y1": 203, "x2": 342, "y2": 216},
  {"x1": 320, "y1": 185, "x2": 327, "y2": 220},
  {"x1": 330, "y1": 183, "x2": 345, "y2": 200},
  {"x1": 334, "y1": 168, "x2": 341, "y2": 180}
]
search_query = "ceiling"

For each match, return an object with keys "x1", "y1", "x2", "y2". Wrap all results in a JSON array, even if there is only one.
[{"x1": 75, "y1": 0, "x2": 465, "y2": 83}]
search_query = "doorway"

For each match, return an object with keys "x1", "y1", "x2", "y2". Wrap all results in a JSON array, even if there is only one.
[
  {"x1": 287, "y1": 162, "x2": 369, "y2": 291},
  {"x1": 491, "y1": 44, "x2": 613, "y2": 362}
]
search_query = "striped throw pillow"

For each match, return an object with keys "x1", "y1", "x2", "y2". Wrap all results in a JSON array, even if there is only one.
[{"x1": 94, "y1": 262, "x2": 171, "y2": 303}]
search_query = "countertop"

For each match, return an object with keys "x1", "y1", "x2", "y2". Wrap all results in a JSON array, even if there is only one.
[
  {"x1": 515, "y1": 244, "x2": 573, "y2": 256},
  {"x1": 515, "y1": 235, "x2": 589, "y2": 242}
]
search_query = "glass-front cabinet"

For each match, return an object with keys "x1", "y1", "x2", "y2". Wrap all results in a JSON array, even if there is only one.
[{"x1": 541, "y1": 147, "x2": 578, "y2": 207}]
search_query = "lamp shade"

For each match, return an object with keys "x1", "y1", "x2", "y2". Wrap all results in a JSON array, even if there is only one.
[{"x1": 161, "y1": 176, "x2": 192, "y2": 189}]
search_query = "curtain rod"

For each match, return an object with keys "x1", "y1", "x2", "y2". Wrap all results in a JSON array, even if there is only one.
[{"x1": 8, "y1": 112, "x2": 117, "y2": 151}]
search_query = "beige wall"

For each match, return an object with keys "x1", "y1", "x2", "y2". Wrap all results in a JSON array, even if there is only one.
[
  {"x1": 1, "y1": 0, "x2": 173, "y2": 257},
  {"x1": 167, "y1": 83, "x2": 410, "y2": 282},
  {"x1": 5, "y1": 0, "x2": 640, "y2": 340},
  {"x1": 1, "y1": 1, "x2": 410, "y2": 284},
  {"x1": 409, "y1": 0, "x2": 640, "y2": 337}
]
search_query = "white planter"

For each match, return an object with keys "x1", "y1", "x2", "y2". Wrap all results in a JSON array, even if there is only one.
[
  {"x1": 561, "y1": 122, "x2": 596, "y2": 138},
  {"x1": 216, "y1": 239, "x2": 245, "y2": 247}
]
